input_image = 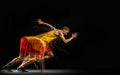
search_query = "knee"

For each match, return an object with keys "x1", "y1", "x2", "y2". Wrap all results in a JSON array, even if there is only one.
[
  {"x1": 50, "y1": 52, "x2": 54, "y2": 57},
  {"x1": 30, "y1": 57, "x2": 38, "y2": 62},
  {"x1": 47, "y1": 52, "x2": 54, "y2": 58},
  {"x1": 51, "y1": 54, "x2": 54, "y2": 58},
  {"x1": 29, "y1": 56, "x2": 38, "y2": 61},
  {"x1": 17, "y1": 56, "x2": 25, "y2": 60}
]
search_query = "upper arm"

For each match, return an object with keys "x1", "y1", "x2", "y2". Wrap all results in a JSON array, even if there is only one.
[
  {"x1": 43, "y1": 22, "x2": 57, "y2": 30},
  {"x1": 52, "y1": 27, "x2": 57, "y2": 30},
  {"x1": 59, "y1": 31, "x2": 66, "y2": 43}
]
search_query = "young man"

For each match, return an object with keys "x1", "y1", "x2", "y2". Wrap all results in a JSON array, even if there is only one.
[{"x1": 2, "y1": 19, "x2": 78, "y2": 72}]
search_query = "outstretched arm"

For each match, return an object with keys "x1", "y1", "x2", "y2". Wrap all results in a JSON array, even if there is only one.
[
  {"x1": 37, "y1": 19, "x2": 57, "y2": 30},
  {"x1": 59, "y1": 32, "x2": 78, "y2": 44}
]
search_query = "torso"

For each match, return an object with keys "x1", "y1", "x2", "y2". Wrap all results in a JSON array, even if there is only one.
[{"x1": 25, "y1": 30, "x2": 60, "y2": 44}]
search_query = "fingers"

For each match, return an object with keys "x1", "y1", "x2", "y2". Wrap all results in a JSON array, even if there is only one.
[
  {"x1": 73, "y1": 32, "x2": 78, "y2": 35},
  {"x1": 37, "y1": 18, "x2": 44, "y2": 24},
  {"x1": 73, "y1": 32, "x2": 78, "y2": 38},
  {"x1": 72, "y1": 32, "x2": 78, "y2": 36}
]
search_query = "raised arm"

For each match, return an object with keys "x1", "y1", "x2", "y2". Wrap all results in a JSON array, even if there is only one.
[
  {"x1": 59, "y1": 32, "x2": 78, "y2": 44},
  {"x1": 37, "y1": 19, "x2": 57, "y2": 30}
]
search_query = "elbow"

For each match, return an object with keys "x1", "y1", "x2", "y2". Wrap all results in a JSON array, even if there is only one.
[{"x1": 64, "y1": 41, "x2": 68, "y2": 44}]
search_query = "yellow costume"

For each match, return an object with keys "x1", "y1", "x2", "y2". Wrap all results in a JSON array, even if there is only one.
[{"x1": 25, "y1": 30, "x2": 57, "y2": 51}]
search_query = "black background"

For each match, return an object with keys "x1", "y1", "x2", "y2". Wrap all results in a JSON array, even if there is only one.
[{"x1": 0, "y1": 1, "x2": 119, "y2": 74}]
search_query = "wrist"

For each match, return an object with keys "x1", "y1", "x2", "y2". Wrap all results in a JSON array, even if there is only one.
[
  {"x1": 42, "y1": 22, "x2": 45, "y2": 24},
  {"x1": 71, "y1": 36, "x2": 74, "y2": 39}
]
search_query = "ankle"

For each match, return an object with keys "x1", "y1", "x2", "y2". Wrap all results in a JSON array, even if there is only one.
[{"x1": 18, "y1": 66, "x2": 24, "y2": 69}]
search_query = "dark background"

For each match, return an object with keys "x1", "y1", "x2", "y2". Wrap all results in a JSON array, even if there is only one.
[{"x1": 0, "y1": 1, "x2": 119, "y2": 74}]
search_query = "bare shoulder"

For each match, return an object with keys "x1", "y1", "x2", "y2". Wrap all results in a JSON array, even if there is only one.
[
  {"x1": 53, "y1": 29, "x2": 62, "y2": 36},
  {"x1": 57, "y1": 29, "x2": 64, "y2": 36},
  {"x1": 57, "y1": 29, "x2": 61, "y2": 33}
]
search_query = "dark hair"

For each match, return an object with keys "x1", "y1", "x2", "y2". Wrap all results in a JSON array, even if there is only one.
[{"x1": 62, "y1": 26, "x2": 70, "y2": 31}]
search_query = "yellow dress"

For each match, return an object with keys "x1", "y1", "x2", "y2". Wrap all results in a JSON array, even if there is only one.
[{"x1": 25, "y1": 30, "x2": 57, "y2": 51}]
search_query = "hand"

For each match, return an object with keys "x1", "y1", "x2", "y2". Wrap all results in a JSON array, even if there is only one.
[
  {"x1": 37, "y1": 18, "x2": 44, "y2": 24},
  {"x1": 72, "y1": 32, "x2": 78, "y2": 38}
]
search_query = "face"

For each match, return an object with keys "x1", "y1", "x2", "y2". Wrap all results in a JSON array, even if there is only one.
[{"x1": 62, "y1": 29, "x2": 69, "y2": 35}]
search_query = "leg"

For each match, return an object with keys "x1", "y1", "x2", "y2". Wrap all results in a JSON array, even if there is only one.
[
  {"x1": 2, "y1": 52, "x2": 26, "y2": 69},
  {"x1": 2, "y1": 37, "x2": 28, "y2": 69},
  {"x1": 17, "y1": 54, "x2": 37, "y2": 72},
  {"x1": 17, "y1": 52, "x2": 54, "y2": 72},
  {"x1": 40, "y1": 52, "x2": 45, "y2": 72},
  {"x1": 18, "y1": 55, "x2": 37, "y2": 68},
  {"x1": 39, "y1": 51, "x2": 54, "y2": 72},
  {"x1": 44, "y1": 51, "x2": 54, "y2": 59},
  {"x1": 33, "y1": 52, "x2": 54, "y2": 70}
]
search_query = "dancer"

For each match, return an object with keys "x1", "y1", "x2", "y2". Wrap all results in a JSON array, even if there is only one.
[{"x1": 2, "y1": 18, "x2": 78, "y2": 72}]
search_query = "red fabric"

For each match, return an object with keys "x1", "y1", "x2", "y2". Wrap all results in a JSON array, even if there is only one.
[{"x1": 20, "y1": 37, "x2": 52, "y2": 55}]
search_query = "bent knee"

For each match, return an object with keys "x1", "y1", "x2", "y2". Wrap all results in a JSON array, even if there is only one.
[
  {"x1": 47, "y1": 52, "x2": 54, "y2": 56},
  {"x1": 51, "y1": 54, "x2": 54, "y2": 57},
  {"x1": 17, "y1": 56, "x2": 25, "y2": 60},
  {"x1": 50, "y1": 52, "x2": 54, "y2": 57}
]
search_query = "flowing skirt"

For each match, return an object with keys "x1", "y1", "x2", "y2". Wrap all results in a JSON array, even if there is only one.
[{"x1": 20, "y1": 36, "x2": 52, "y2": 56}]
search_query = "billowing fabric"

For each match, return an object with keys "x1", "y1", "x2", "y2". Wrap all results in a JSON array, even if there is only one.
[{"x1": 20, "y1": 30, "x2": 57, "y2": 55}]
